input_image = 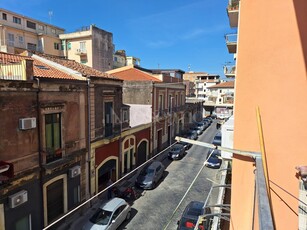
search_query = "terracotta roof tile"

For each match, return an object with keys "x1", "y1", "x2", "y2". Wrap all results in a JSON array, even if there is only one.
[
  {"x1": 33, "y1": 52, "x2": 117, "y2": 80},
  {"x1": 106, "y1": 67, "x2": 162, "y2": 82},
  {"x1": 208, "y1": 81, "x2": 235, "y2": 88},
  {"x1": 0, "y1": 52, "x2": 78, "y2": 80}
]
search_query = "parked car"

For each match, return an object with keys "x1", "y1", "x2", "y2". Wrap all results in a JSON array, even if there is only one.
[
  {"x1": 177, "y1": 201, "x2": 211, "y2": 230},
  {"x1": 135, "y1": 160, "x2": 165, "y2": 189},
  {"x1": 190, "y1": 126, "x2": 203, "y2": 135},
  {"x1": 205, "y1": 149, "x2": 222, "y2": 169},
  {"x1": 195, "y1": 122, "x2": 206, "y2": 131},
  {"x1": 212, "y1": 132, "x2": 221, "y2": 146},
  {"x1": 179, "y1": 141, "x2": 192, "y2": 150},
  {"x1": 82, "y1": 197, "x2": 131, "y2": 230},
  {"x1": 168, "y1": 144, "x2": 186, "y2": 160},
  {"x1": 185, "y1": 130, "x2": 198, "y2": 140}
]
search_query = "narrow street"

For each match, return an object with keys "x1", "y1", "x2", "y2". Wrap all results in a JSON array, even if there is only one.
[{"x1": 118, "y1": 122, "x2": 221, "y2": 230}]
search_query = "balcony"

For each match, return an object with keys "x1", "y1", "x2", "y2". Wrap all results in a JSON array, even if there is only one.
[
  {"x1": 227, "y1": 0, "x2": 239, "y2": 28},
  {"x1": 75, "y1": 49, "x2": 87, "y2": 56},
  {"x1": 223, "y1": 65, "x2": 236, "y2": 78},
  {"x1": 225, "y1": 34, "x2": 237, "y2": 54}
]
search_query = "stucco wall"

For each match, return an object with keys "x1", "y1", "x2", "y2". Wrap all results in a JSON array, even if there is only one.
[{"x1": 231, "y1": 0, "x2": 307, "y2": 229}]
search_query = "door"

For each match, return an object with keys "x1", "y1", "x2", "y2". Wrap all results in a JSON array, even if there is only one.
[
  {"x1": 157, "y1": 130, "x2": 162, "y2": 152},
  {"x1": 47, "y1": 179, "x2": 64, "y2": 223},
  {"x1": 137, "y1": 141, "x2": 147, "y2": 166}
]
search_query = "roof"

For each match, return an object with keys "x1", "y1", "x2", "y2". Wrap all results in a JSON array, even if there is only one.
[
  {"x1": 106, "y1": 66, "x2": 162, "y2": 82},
  {"x1": 32, "y1": 52, "x2": 119, "y2": 80},
  {"x1": 208, "y1": 81, "x2": 235, "y2": 89},
  {"x1": 0, "y1": 52, "x2": 79, "y2": 80}
]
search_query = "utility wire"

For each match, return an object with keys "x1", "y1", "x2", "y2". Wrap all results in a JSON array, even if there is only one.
[{"x1": 163, "y1": 149, "x2": 215, "y2": 230}]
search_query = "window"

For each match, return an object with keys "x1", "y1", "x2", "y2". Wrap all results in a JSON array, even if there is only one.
[
  {"x1": 54, "y1": 43, "x2": 60, "y2": 50},
  {"x1": 38, "y1": 24, "x2": 44, "y2": 30},
  {"x1": 45, "y1": 113, "x2": 62, "y2": 163},
  {"x1": 168, "y1": 95, "x2": 172, "y2": 112},
  {"x1": 27, "y1": 43, "x2": 36, "y2": 51},
  {"x1": 8, "y1": 33, "x2": 14, "y2": 46},
  {"x1": 73, "y1": 185, "x2": 80, "y2": 206},
  {"x1": 123, "y1": 110, "x2": 129, "y2": 122},
  {"x1": 18, "y1": 36, "x2": 24, "y2": 44},
  {"x1": 158, "y1": 95, "x2": 164, "y2": 114},
  {"x1": 13, "y1": 16, "x2": 21, "y2": 24},
  {"x1": 2, "y1": 13, "x2": 7, "y2": 20},
  {"x1": 26, "y1": 20, "x2": 36, "y2": 29},
  {"x1": 79, "y1": 41, "x2": 86, "y2": 52},
  {"x1": 67, "y1": 42, "x2": 71, "y2": 50}
]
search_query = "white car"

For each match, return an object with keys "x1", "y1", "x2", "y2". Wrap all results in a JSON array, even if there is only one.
[{"x1": 83, "y1": 197, "x2": 131, "y2": 230}]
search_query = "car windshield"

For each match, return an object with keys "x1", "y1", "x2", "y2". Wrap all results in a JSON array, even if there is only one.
[
  {"x1": 140, "y1": 167, "x2": 154, "y2": 176},
  {"x1": 90, "y1": 208, "x2": 112, "y2": 225},
  {"x1": 172, "y1": 145, "x2": 182, "y2": 151}
]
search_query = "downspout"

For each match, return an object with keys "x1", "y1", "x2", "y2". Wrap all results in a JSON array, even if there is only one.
[
  {"x1": 35, "y1": 77, "x2": 44, "y2": 229},
  {"x1": 87, "y1": 78, "x2": 92, "y2": 199}
]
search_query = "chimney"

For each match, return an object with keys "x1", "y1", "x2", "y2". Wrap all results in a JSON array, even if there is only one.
[{"x1": 22, "y1": 59, "x2": 34, "y2": 81}]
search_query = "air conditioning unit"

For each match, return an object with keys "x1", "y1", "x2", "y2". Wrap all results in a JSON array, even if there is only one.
[
  {"x1": 69, "y1": 165, "x2": 81, "y2": 178},
  {"x1": 19, "y1": 118, "x2": 36, "y2": 130},
  {"x1": 8, "y1": 190, "x2": 28, "y2": 208}
]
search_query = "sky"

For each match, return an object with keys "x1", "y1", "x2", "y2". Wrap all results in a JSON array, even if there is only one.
[{"x1": 1, "y1": 0, "x2": 237, "y2": 78}]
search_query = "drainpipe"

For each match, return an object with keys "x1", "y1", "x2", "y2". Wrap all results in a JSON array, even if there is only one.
[
  {"x1": 35, "y1": 77, "x2": 44, "y2": 229},
  {"x1": 87, "y1": 78, "x2": 92, "y2": 199}
]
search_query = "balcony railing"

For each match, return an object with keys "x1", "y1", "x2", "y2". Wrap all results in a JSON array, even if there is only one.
[
  {"x1": 75, "y1": 49, "x2": 87, "y2": 55},
  {"x1": 227, "y1": 0, "x2": 239, "y2": 28},
  {"x1": 224, "y1": 65, "x2": 236, "y2": 78},
  {"x1": 225, "y1": 34, "x2": 237, "y2": 53}
]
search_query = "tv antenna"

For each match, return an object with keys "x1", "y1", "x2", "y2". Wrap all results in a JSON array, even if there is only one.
[{"x1": 48, "y1": 11, "x2": 53, "y2": 24}]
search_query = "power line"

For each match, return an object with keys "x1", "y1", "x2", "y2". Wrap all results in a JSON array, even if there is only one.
[{"x1": 43, "y1": 142, "x2": 177, "y2": 230}]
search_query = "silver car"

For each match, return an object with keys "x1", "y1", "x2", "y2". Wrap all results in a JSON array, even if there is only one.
[{"x1": 82, "y1": 197, "x2": 131, "y2": 230}]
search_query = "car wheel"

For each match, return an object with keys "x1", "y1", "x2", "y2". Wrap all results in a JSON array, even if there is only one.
[{"x1": 126, "y1": 211, "x2": 131, "y2": 220}]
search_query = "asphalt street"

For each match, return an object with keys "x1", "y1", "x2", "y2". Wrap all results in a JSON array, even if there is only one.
[{"x1": 118, "y1": 121, "x2": 221, "y2": 230}]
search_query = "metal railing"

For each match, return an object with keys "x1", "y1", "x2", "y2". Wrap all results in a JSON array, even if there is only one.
[
  {"x1": 225, "y1": 34, "x2": 237, "y2": 44},
  {"x1": 174, "y1": 137, "x2": 274, "y2": 230}
]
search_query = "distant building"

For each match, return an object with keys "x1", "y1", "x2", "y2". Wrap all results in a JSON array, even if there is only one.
[
  {"x1": 107, "y1": 65, "x2": 186, "y2": 154},
  {"x1": 59, "y1": 25, "x2": 114, "y2": 72},
  {"x1": 183, "y1": 72, "x2": 220, "y2": 99},
  {"x1": 113, "y1": 50, "x2": 141, "y2": 69},
  {"x1": 206, "y1": 81, "x2": 234, "y2": 119}
]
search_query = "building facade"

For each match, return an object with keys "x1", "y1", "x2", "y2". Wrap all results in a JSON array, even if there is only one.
[
  {"x1": 59, "y1": 25, "x2": 114, "y2": 72},
  {"x1": 107, "y1": 65, "x2": 186, "y2": 154},
  {"x1": 0, "y1": 52, "x2": 88, "y2": 229},
  {"x1": 0, "y1": 8, "x2": 65, "y2": 56}
]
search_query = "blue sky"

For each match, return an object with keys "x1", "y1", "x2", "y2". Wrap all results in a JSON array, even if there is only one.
[{"x1": 1, "y1": 0, "x2": 236, "y2": 78}]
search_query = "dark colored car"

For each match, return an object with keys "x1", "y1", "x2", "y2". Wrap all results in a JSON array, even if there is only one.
[
  {"x1": 179, "y1": 141, "x2": 192, "y2": 150},
  {"x1": 205, "y1": 149, "x2": 222, "y2": 169},
  {"x1": 212, "y1": 132, "x2": 221, "y2": 146},
  {"x1": 135, "y1": 160, "x2": 165, "y2": 189},
  {"x1": 185, "y1": 130, "x2": 198, "y2": 140},
  {"x1": 168, "y1": 144, "x2": 186, "y2": 160},
  {"x1": 177, "y1": 201, "x2": 211, "y2": 230},
  {"x1": 190, "y1": 126, "x2": 203, "y2": 135}
]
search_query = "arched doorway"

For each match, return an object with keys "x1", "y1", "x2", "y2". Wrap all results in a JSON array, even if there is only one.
[
  {"x1": 137, "y1": 140, "x2": 148, "y2": 166},
  {"x1": 97, "y1": 159, "x2": 116, "y2": 192}
]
